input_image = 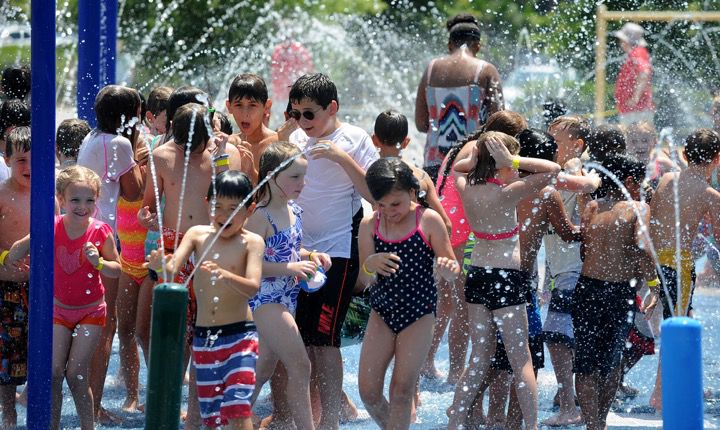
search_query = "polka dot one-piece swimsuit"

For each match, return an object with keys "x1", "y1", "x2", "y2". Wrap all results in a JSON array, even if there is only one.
[
  {"x1": 369, "y1": 207, "x2": 437, "y2": 334},
  {"x1": 249, "y1": 202, "x2": 303, "y2": 315}
]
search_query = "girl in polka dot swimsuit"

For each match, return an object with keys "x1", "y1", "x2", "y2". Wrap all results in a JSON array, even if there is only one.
[
  {"x1": 245, "y1": 142, "x2": 331, "y2": 429},
  {"x1": 356, "y1": 158, "x2": 459, "y2": 429}
]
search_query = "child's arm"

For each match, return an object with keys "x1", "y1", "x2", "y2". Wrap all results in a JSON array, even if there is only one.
[
  {"x1": 555, "y1": 171, "x2": 601, "y2": 194},
  {"x1": 356, "y1": 216, "x2": 384, "y2": 287},
  {"x1": 300, "y1": 248, "x2": 332, "y2": 271},
  {"x1": 545, "y1": 190, "x2": 582, "y2": 243},
  {"x1": 414, "y1": 67, "x2": 430, "y2": 133},
  {"x1": 308, "y1": 141, "x2": 374, "y2": 203},
  {"x1": 422, "y1": 209, "x2": 460, "y2": 282},
  {"x1": 418, "y1": 170, "x2": 452, "y2": 234},
  {"x1": 1, "y1": 234, "x2": 30, "y2": 267},
  {"x1": 201, "y1": 233, "x2": 264, "y2": 298},
  {"x1": 138, "y1": 153, "x2": 163, "y2": 230},
  {"x1": 86, "y1": 235, "x2": 122, "y2": 279},
  {"x1": 484, "y1": 138, "x2": 561, "y2": 200},
  {"x1": 146, "y1": 226, "x2": 198, "y2": 279}
]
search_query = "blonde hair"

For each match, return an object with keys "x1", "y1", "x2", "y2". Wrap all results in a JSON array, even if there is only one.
[
  {"x1": 627, "y1": 121, "x2": 657, "y2": 139},
  {"x1": 549, "y1": 115, "x2": 591, "y2": 142},
  {"x1": 56, "y1": 165, "x2": 101, "y2": 197},
  {"x1": 468, "y1": 131, "x2": 520, "y2": 184}
]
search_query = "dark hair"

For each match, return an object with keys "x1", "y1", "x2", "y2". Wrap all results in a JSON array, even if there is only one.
[
  {"x1": 208, "y1": 170, "x2": 253, "y2": 208},
  {"x1": 94, "y1": 85, "x2": 141, "y2": 139},
  {"x1": 468, "y1": 131, "x2": 520, "y2": 185},
  {"x1": 587, "y1": 124, "x2": 625, "y2": 162},
  {"x1": 598, "y1": 153, "x2": 645, "y2": 196},
  {"x1": 147, "y1": 86, "x2": 173, "y2": 116},
  {"x1": 56, "y1": 119, "x2": 91, "y2": 158},
  {"x1": 289, "y1": 73, "x2": 338, "y2": 110},
  {"x1": 446, "y1": 14, "x2": 481, "y2": 47},
  {"x1": 172, "y1": 104, "x2": 211, "y2": 154},
  {"x1": 374, "y1": 110, "x2": 408, "y2": 146},
  {"x1": 165, "y1": 86, "x2": 207, "y2": 136},
  {"x1": 5, "y1": 126, "x2": 31, "y2": 158},
  {"x1": 684, "y1": 128, "x2": 720, "y2": 165},
  {"x1": 518, "y1": 128, "x2": 557, "y2": 162},
  {"x1": 0, "y1": 99, "x2": 30, "y2": 138},
  {"x1": 366, "y1": 157, "x2": 422, "y2": 203},
  {"x1": 437, "y1": 110, "x2": 528, "y2": 196},
  {"x1": 215, "y1": 111, "x2": 233, "y2": 134},
  {"x1": 228, "y1": 73, "x2": 269, "y2": 104},
  {"x1": 1, "y1": 66, "x2": 31, "y2": 100},
  {"x1": 256, "y1": 141, "x2": 304, "y2": 206}
]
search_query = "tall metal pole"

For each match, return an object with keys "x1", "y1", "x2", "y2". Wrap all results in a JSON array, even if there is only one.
[
  {"x1": 77, "y1": 0, "x2": 102, "y2": 126},
  {"x1": 27, "y1": 0, "x2": 56, "y2": 427},
  {"x1": 594, "y1": 5, "x2": 608, "y2": 124},
  {"x1": 100, "y1": 0, "x2": 118, "y2": 86}
]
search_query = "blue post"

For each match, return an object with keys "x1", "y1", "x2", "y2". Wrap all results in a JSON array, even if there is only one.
[
  {"x1": 27, "y1": 0, "x2": 56, "y2": 428},
  {"x1": 661, "y1": 317, "x2": 703, "y2": 429},
  {"x1": 77, "y1": 0, "x2": 102, "y2": 126},
  {"x1": 100, "y1": 0, "x2": 118, "y2": 86}
]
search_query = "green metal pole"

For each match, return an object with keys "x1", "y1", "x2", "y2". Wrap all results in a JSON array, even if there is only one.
[{"x1": 145, "y1": 283, "x2": 189, "y2": 429}]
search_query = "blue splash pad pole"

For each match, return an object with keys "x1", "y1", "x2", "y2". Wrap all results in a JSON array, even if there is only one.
[
  {"x1": 77, "y1": 0, "x2": 101, "y2": 126},
  {"x1": 27, "y1": 0, "x2": 56, "y2": 427},
  {"x1": 661, "y1": 317, "x2": 703, "y2": 429},
  {"x1": 100, "y1": 0, "x2": 117, "y2": 86},
  {"x1": 145, "y1": 283, "x2": 188, "y2": 429}
]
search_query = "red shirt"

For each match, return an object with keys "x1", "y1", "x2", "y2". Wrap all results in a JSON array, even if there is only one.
[
  {"x1": 54, "y1": 216, "x2": 113, "y2": 307},
  {"x1": 615, "y1": 46, "x2": 654, "y2": 114},
  {"x1": 270, "y1": 41, "x2": 314, "y2": 101}
]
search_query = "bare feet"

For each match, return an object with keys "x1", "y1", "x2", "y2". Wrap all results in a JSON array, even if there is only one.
[
  {"x1": 420, "y1": 363, "x2": 444, "y2": 380},
  {"x1": 122, "y1": 396, "x2": 141, "y2": 413},
  {"x1": 541, "y1": 410, "x2": 583, "y2": 427},
  {"x1": 649, "y1": 391, "x2": 662, "y2": 411},
  {"x1": 259, "y1": 414, "x2": 297, "y2": 430},
  {"x1": 96, "y1": 406, "x2": 123, "y2": 426},
  {"x1": 340, "y1": 393, "x2": 359, "y2": 423}
]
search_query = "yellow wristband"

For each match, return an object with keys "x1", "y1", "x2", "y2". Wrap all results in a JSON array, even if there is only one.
[
  {"x1": 308, "y1": 251, "x2": 316, "y2": 261},
  {"x1": 0, "y1": 250, "x2": 8, "y2": 266},
  {"x1": 362, "y1": 262, "x2": 375, "y2": 276},
  {"x1": 214, "y1": 157, "x2": 230, "y2": 167},
  {"x1": 94, "y1": 258, "x2": 104, "y2": 271},
  {"x1": 647, "y1": 278, "x2": 660, "y2": 287},
  {"x1": 511, "y1": 157, "x2": 520, "y2": 170}
]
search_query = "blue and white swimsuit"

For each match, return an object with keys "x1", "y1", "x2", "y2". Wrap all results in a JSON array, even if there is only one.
[{"x1": 249, "y1": 202, "x2": 303, "y2": 314}]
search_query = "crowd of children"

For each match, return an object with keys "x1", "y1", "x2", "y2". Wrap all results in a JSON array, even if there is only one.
[{"x1": 0, "y1": 12, "x2": 719, "y2": 429}]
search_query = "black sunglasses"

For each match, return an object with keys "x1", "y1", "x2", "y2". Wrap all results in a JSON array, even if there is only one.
[{"x1": 288, "y1": 107, "x2": 322, "y2": 121}]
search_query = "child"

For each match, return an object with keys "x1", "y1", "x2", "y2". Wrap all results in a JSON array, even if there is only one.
[
  {"x1": 76, "y1": 84, "x2": 146, "y2": 424},
  {"x1": 287, "y1": 73, "x2": 378, "y2": 428},
  {"x1": 0, "y1": 66, "x2": 30, "y2": 101},
  {"x1": 0, "y1": 126, "x2": 31, "y2": 429},
  {"x1": 226, "y1": 73, "x2": 278, "y2": 182},
  {"x1": 56, "y1": 118, "x2": 91, "y2": 167},
  {"x1": 245, "y1": 142, "x2": 330, "y2": 429},
  {"x1": 144, "y1": 86, "x2": 173, "y2": 136},
  {"x1": 356, "y1": 158, "x2": 459, "y2": 429},
  {"x1": 147, "y1": 170, "x2": 263, "y2": 429},
  {"x1": 645, "y1": 128, "x2": 720, "y2": 410},
  {"x1": 0, "y1": 99, "x2": 30, "y2": 182},
  {"x1": 573, "y1": 153, "x2": 654, "y2": 430},
  {"x1": 448, "y1": 132, "x2": 561, "y2": 430}
]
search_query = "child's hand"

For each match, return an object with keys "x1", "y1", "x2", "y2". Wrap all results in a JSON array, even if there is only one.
[
  {"x1": 485, "y1": 136, "x2": 514, "y2": 168},
  {"x1": 288, "y1": 261, "x2": 318, "y2": 281},
  {"x1": 308, "y1": 140, "x2": 345, "y2": 163},
  {"x1": 309, "y1": 252, "x2": 332, "y2": 271},
  {"x1": 277, "y1": 118, "x2": 299, "y2": 142},
  {"x1": 138, "y1": 206, "x2": 159, "y2": 231},
  {"x1": 435, "y1": 257, "x2": 460, "y2": 281},
  {"x1": 211, "y1": 131, "x2": 229, "y2": 158},
  {"x1": 135, "y1": 144, "x2": 150, "y2": 166},
  {"x1": 144, "y1": 249, "x2": 171, "y2": 272},
  {"x1": 641, "y1": 291, "x2": 659, "y2": 320},
  {"x1": 84, "y1": 242, "x2": 101, "y2": 267},
  {"x1": 200, "y1": 260, "x2": 227, "y2": 284},
  {"x1": 365, "y1": 253, "x2": 401, "y2": 277},
  {"x1": 585, "y1": 168, "x2": 601, "y2": 189}
]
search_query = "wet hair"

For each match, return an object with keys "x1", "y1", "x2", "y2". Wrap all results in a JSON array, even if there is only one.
[
  {"x1": 56, "y1": 165, "x2": 101, "y2": 197},
  {"x1": 468, "y1": 131, "x2": 520, "y2": 185},
  {"x1": 289, "y1": 73, "x2": 338, "y2": 110},
  {"x1": 256, "y1": 141, "x2": 304, "y2": 207},
  {"x1": 1, "y1": 66, "x2": 31, "y2": 100},
  {"x1": 549, "y1": 115, "x2": 591, "y2": 145},
  {"x1": 228, "y1": 73, "x2": 269, "y2": 104},
  {"x1": 447, "y1": 14, "x2": 481, "y2": 47},
  {"x1": 518, "y1": 128, "x2": 557, "y2": 162},
  {"x1": 147, "y1": 86, "x2": 173, "y2": 116},
  {"x1": 598, "y1": 153, "x2": 645, "y2": 196},
  {"x1": 5, "y1": 126, "x2": 30, "y2": 159},
  {"x1": 172, "y1": 104, "x2": 211, "y2": 154},
  {"x1": 374, "y1": 110, "x2": 408, "y2": 146},
  {"x1": 684, "y1": 128, "x2": 720, "y2": 165},
  {"x1": 366, "y1": 157, "x2": 422, "y2": 203},
  {"x1": 94, "y1": 85, "x2": 141, "y2": 138},
  {"x1": 56, "y1": 119, "x2": 91, "y2": 159},
  {"x1": 0, "y1": 99, "x2": 30, "y2": 138},
  {"x1": 437, "y1": 111, "x2": 528, "y2": 196},
  {"x1": 165, "y1": 86, "x2": 207, "y2": 135},
  {"x1": 207, "y1": 170, "x2": 254, "y2": 208},
  {"x1": 215, "y1": 111, "x2": 233, "y2": 134},
  {"x1": 587, "y1": 124, "x2": 626, "y2": 162}
]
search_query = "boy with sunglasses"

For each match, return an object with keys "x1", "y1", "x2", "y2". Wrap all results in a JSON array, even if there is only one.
[
  {"x1": 226, "y1": 73, "x2": 278, "y2": 183},
  {"x1": 287, "y1": 73, "x2": 378, "y2": 429}
]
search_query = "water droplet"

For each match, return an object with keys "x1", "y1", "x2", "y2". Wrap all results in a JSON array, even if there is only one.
[
  {"x1": 77, "y1": 375, "x2": 84, "y2": 380},
  {"x1": 87, "y1": 273, "x2": 93, "y2": 279},
  {"x1": 213, "y1": 296, "x2": 219, "y2": 303},
  {"x1": 449, "y1": 207, "x2": 457, "y2": 214},
  {"x1": 212, "y1": 253, "x2": 220, "y2": 260},
  {"x1": 85, "y1": 289, "x2": 91, "y2": 294}
]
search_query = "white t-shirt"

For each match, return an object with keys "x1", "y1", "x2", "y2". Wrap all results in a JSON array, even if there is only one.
[
  {"x1": 290, "y1": 124, "x2": 378, "y2": 258},
  {"x1": 77, "y1": 131, "x2": 136, "y2": 231},
  {"x1": 0, "y1": 157, "x2": 10, "y2": 183},
  {"x1": 543, "y1": 188, "x2": 582, "y2": 277}
]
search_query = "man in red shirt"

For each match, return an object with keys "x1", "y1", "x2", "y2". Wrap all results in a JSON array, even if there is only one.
[{"x1": 614, "y1": 22, "x2": 654, "y2": 125}]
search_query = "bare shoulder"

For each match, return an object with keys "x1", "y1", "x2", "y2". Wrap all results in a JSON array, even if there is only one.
[
  {"x1": 419, "y1": 207, "x2": 444, "y2": 229},
  {"x1": 241, "y1": 229, "x2": 265, "y2": 250},
  {"x1": 245, "y1": 209, "x2": 271, "y2": 238}
]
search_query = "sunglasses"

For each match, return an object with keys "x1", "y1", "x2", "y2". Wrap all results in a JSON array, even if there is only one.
[{"x1": 288, "y1": 107, "x2": 323, "y2": 121}]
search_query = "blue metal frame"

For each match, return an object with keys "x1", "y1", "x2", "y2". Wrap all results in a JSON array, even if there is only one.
[
  {"x1": 100, "y1": 0, "x2": 118, "y2": 86},
  {"x1": 77, "y1": 0, "x2": 101, "y2": 126}
]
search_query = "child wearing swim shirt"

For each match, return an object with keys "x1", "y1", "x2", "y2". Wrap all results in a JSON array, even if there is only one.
[
  {"x1": 447, "y1": 131, "x2": 561, "y2": 430},
  {"x1": 245, "y1": 142, "x2": 330, "y2": 429},
  {"x1": 8, "y1": 165, "x2": 122, "y2": 430},
  {"x1": 356, "y1": 158, "x2": 459, "y2": 430}
]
